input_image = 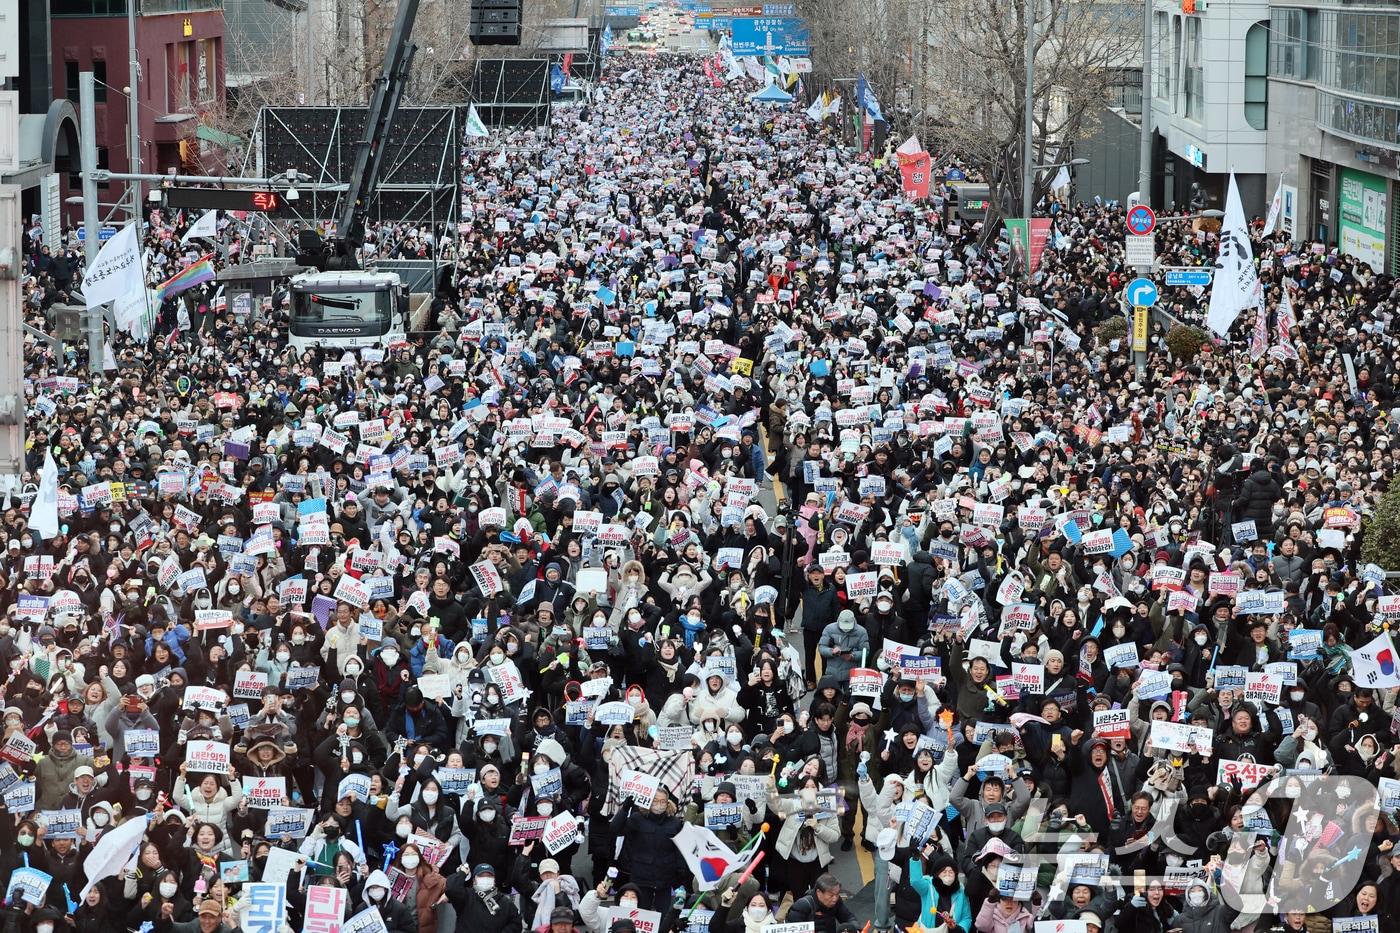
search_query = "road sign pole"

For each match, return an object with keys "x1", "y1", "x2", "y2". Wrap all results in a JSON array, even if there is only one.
[{"x1": 1124, "y1": 205, "x2": 1157, "y2": 381}]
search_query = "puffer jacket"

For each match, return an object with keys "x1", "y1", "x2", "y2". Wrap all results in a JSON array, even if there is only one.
[
  {"x1": 610, "y1": 800, "x2": 686, "y2": 890},
  {"x1": 172, "y1": 775, "x2": 243, "y2": 849}
]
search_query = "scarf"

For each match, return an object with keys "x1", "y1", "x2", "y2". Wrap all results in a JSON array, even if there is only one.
[
  {"x1": 742, "y1": 912, "x2": 772, "y2": 933},
  {"x1": 844, "y1": 722, "x2": 866, "y2": 754},
  {"x1": 530, "y1": 876, "x2": 580, "y2": 930}
]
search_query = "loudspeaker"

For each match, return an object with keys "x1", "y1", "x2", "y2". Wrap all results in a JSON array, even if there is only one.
[{"x1": 469, "y1": 0, "x2": 521, "y2": 44}]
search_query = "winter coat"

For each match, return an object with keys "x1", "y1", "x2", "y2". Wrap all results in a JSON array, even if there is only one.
[
  {"x1": 973, "y1": 898, "x2": 1034, "y2": 933},
  {"x1": 404, "y1": 864, "x2": 448, "y2": 933},
  {"x1": 610, "y1": 802, "x2": 685, "y2": 890},
  {"x1": 815, "y1": 622, "x2": 869, "y2": 681},
  {"x1": 34, "y1": 746, "x2": 93, "y2": 809},
  {"x1": 172, "y1": 776, "x2": 243, "y2": 849},
  {"x1": 908, "y1": 857, "x2": 973, "y2": 933},
  {"x1": 1233, "y1": 464, "x2": 1282, "y2": 539}
]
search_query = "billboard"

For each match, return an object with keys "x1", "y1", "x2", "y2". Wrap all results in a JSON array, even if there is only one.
[
  {"x1": 1339, "y1": 167, "x2": 1387, "y2": 272},
  {"x1": 729, "y1": 16, "x2": 809, "y2": 56}
]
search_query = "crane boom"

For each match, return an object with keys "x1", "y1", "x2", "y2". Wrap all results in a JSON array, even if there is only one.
[{"x1": 327, "y1": 0, "x2": 421, "y2": 268}]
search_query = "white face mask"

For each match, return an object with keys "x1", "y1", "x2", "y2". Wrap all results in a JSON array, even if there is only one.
[
  {"x1": 351, "y1": 751, "x2": 364, "y2": 765},
  {"x1": 535, "y1": 761, "x2": 551, "y2": 774},
  {"x1": 619, "y1": 897, "x2": 638, "y2": 909},
  {"x1": 987, "y1": 820, "x2": 1006, "y2": 834},
  {"x1": 1186, "y1": 889, "x2": 1207, "y2": 907},
  {"x1": 475, "y1": 878, "x2": 495, "y2": 894},
  {"x1": 92, "y1": 811, "x2": 109, "y2": 827},
  {"x1": 341, "y1": 691, "x2": 355, "y2": 703},
  {"x1": 537, "y1": 802, "x2": 554, "y2": 817},
  {"x1": 483, "y1": 741, "x2": 498, "y2": 754},
  {"x1": 421, "y1": 789, "x2": 439, "y2": 805},
  {"x1": 480, "y1": 809, "x2": 496, "y2": 823},
  {"x1": 137, "y1": 788, "x2": 153, "y2": 801},
  {"x1": 382, "y1": 650, "x2": 400, "y2": 666},
  {"x1": 368, "y1": 887, "x2": 387, "y2": 902},
  {"x1": 397, "y1": 823, "x2": 411, "y2": 838},
  {"x1": 401, "y1": 853, "x2": 421, "y2": 870},
  {"x1": 413, "y1": 753, "x2": 427, "y2": 768},
  {"x1": 276, "y1": 651, "x2": 290, "y2": 663},
  {"x1": 727, "y1": 730, "x2": 743, "y2": 744},
  {"x1": 746, "y1": 906, "x2": 768, "y2": 922},
  {"x1": 160, "y1": 882, "x2": 178, "y2": 898},
  {"x1": 1194, "y1": 634, "x2": 1208, "y2": 646}
]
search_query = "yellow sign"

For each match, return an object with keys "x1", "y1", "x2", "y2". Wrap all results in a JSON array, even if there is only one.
[
  {"x1": 1132, "y1": 306, "x2": 1149, "y2": 352},
  {"x1": 183, "y1": 16, "x2": 193, "y2": 35},
  {"x1": 730, "y1": 357, "x2": 753, "y2": 377}
]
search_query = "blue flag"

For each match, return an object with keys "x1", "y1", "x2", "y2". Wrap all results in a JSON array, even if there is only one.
[{"x1": 550, "y1": 64, "x2": 565, "y2": 94}]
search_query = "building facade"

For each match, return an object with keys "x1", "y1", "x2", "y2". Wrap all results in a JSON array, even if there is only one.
[
  {"x1": 1267, "y1": 2, "x2": 1400, "y2": 275},
  {"x1": 1147, "y1": 0, "x2": 1271, "y2": 213},
  {"x1": 49, "y1": 0, "x2": 227, "y2": 190}
]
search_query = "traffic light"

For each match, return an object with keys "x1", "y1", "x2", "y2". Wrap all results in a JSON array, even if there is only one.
[{"x1": 470, "y1": 0, "x2": 521, "y2": 45}]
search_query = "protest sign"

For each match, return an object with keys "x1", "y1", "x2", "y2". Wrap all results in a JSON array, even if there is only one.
[
  {"x1": 267, "y1": 807, "x2": 314, "y2": 839},
  {"x1": 541, "y1": 813, "x2": 580, "y2": 854},
  {"x1": 242, "y1": 776, "x2": 287, "y2": 809},
  {"x1": 186, "y1": 740, "x2": 231, "y2": 774}
]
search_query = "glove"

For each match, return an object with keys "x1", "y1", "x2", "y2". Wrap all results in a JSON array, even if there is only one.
[
  {"x1": 746, "y1": 798, "x2": 758, "y2": 814},
  {"x1": 1131, "y1": 895, "x2": 1146, "y2": 908},
  {"x1": 856, "y1": 761, "x2": 868, "y2": 780}
]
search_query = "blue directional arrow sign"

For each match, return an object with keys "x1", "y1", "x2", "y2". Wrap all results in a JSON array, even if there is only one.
[
  {"x1": 1164, "y1": 269, "x2": 1213, "y2": 287},
  {"x1": 1126, "y1": 277, "x2": 1158, "y2": 308}
]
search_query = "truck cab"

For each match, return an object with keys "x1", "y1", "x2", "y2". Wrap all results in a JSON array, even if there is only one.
[{"x1": 288, "y1": 270, "x2": 408, "y2": 351}]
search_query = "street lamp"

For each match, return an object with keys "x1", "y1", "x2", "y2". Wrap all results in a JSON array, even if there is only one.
[{"x1": 1033, "y1": 158, "x2": 1089, "y2": 172}]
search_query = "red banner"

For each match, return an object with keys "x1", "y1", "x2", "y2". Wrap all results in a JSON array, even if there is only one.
[
  {"x1": 562, "y1": 53, "x2": 573, "y2": 76},
  {"x1": 899, "y1": 152, "x2": 932, "y2": 200},
  {"x1": 1028, "y1": 217, "x2": 1052, "y2": 274}
]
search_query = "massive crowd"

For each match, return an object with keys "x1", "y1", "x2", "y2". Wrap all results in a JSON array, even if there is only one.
[{"x1": 10, "y1": 39, "x2": 1400, "y2": 933}]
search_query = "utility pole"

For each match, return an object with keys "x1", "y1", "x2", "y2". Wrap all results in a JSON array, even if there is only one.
[
  {"x1": 1021, "y1": 0, "x2": 1036, "y2": 218},
  {"x1": 79, "y1": 72, "x2": 105, "y2": 376},
  {"x1": 127, "y1": 0, "x2": 143, "y2": 213},
  {"x1": 1134, "y1": 0, "x2": 1154, "y2": 380},
  {"x1": 0, "y1": 185, "x2": 22, "y2": 482},
  {"x1": 1138, "y1": 0, "x2": 1152, "y2": 211}
]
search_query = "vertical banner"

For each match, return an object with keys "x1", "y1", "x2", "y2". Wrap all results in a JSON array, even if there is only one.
[
  {"x1": 244, "y1": 884, "x2": 287, "y2": 933},
  {"x1": 899, "y1": 152, "x2": 932, "y2": 200},
  {"x1": 303, "y1": 885, "x2": 347, "y2": 933}
]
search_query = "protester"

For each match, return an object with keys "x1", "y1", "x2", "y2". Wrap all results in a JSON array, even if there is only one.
[{"x1": 7, "y1": 32, "x2": 1400, "y2": 933}]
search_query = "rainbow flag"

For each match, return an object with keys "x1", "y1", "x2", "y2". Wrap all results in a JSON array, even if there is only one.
[{"x1": 157, "y1": 254, "x2": 215, "y2": 301}]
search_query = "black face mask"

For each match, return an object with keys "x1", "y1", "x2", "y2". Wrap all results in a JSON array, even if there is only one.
[{"x1": 324, "y1": 823, "x2": 341, "y2": 839}]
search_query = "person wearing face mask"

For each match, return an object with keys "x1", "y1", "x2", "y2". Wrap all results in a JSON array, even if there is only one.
[
  {"x1": 444, "y1": 863, "x2": 523, "y2": 933},
  {"x1": 710, "y1": 888, "x2": 776, "y2": 933},
  {"x1": 385, "y1": 844, "x2": 447, "y2": 933},
  {"x1": 907, "y1": 851, "x2": 972, "y2": 933},
  {"x1": 1164, "y1": 879, "x2": 1237, "y2": 933},
  {"x1": 610, "y1": 787, "x2": 685, "y2": 911},
  {"x1": 518, "y1": 738, "x2": 592, "y2": 819},
  {"x1": 131, "y1": 867, "x2": 194, "y2": 928},
  {"x1": 460, "y1": 789, "x2": 514, "y2": 880},
  {"x1": 816, "y1": 610, "x2": 868, "y2": 683},
  {"x1": 356, "y1": 869, "x2": 418, "y2": 933},
  {"x1": 371, "y1": 644, "x2": 412, "y2": 722}
]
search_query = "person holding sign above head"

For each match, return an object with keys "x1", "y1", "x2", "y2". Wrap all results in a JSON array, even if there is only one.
[{"x1": 174, "y1": 758, "x2": 243, "y2": 850}]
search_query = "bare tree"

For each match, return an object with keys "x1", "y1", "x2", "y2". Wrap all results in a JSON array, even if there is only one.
[{"x1": 925, "y1": 0, "x2": 1137, "y2": 225}]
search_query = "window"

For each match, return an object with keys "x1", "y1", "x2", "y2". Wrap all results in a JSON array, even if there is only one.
[
  {"x1": 1154, "y1": 11, "x2": 1169, "y2": 97},
  {"x1": 1172, "y1": 15, "x2": 1182, "y2": 113},
  {"x1": 1184, "y1": 16, "x2": 1202, "y2": 120},
  {"x1": 93, "y1": 60, "x2": 107, "y2": 102},
  {"x1": 96, "y1": 147, "x2": 110, "y2": 188},
  {"x1": 65, "y1": 61, "x2": 79, "y2": 103},
  {"x1": 1270, "y1": 7, "x2": 1307, "y2": 79},
  {"x1": 1245, "y1": 22, "x2": 1268, "y2": 129}
]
